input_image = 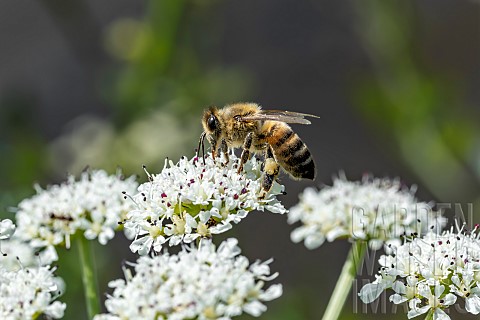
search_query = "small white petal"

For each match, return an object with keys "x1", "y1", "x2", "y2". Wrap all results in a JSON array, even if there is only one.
[
  {"x1": 434, "y1": 285, "x2": 445, "y2": 298},
  {"x1": 39, "y1": 245, "x2": 59, "y2": 266},
  {"x1": 130, "y1": 236, "x2": 152, "y2": 255},
  {"x1": 0, "y1": 219, "x2": 16, "y2": 239},
  {"x1": 183, "y1": 233, "x2": 200, "y2": 243},
  {"x1": 199, "y1": 211, "x2": 211, "y2": 223},
  {"x1": 433, "y1": 308, "x2": 451, "y2": 320},
  {"x1": 185, "y1": 214, "x2": 198, "y2": 228},
  {"x1": 442, "y1": 293, "x2": 457, "y2": 306},
  {"x1": 359, "y1": 283, "x2": 385, "y2": 303},
  {"x1": 44, "y1": 301, "x2": 66, "y2": 318},
  {"x1": 210, "y1": 223, "x2": 233, "y2": 234},
  {"x1": 390, "y1": 294, "x2": 408, "y2": 304},
  {"x1": 243, "y1": 301, "x2": 267, "y2": 317},
  {"x1": 407, "y1": 305, "x2": 430, "y2": 319},
  {"x1": 466, "y1": 295, "x2": 480, "y2": 314},
  {"x1": 290, "y1": 226, "x2": 310, "y2": 243},
  {"x1": 304, "y1": 234, "x2": 325, "y2": 249},
  {"x1": 259, "y1": 284, "x2": 283, "y2": 301},
  {"x1": 392, "y1": 281, "x2": 406, "y2": 294}
]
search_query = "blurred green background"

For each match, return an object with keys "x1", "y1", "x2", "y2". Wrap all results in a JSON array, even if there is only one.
[{"x1": 0, "y1": 0, "x2": 479, "y2": 319}]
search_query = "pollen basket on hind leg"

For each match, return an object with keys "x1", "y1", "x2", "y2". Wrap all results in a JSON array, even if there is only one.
[{"x1": 264, "y1": 158, "x2": 279, "y2": 176}]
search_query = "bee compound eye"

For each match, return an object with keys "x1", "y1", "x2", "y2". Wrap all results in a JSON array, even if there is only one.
[{"x1": 207, "y1": 115, "x2": 216, "y2": 130}]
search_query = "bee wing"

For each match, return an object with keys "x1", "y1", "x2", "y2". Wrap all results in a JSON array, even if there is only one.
[{"x1": 239, "y1": 110, "x2": 319, "y2": 125}]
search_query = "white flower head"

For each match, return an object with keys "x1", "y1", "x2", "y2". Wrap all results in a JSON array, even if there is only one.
[
  {"x1": 0, "y1": 265, "x2": 66, "y2": 319},
  {"x1": 359, "y1": 225, "x2": 480, "y2": 319},
  {"x1": 0, "y1": 219, "x2": 15, "y2": 240},
  {"x1": 94, "y1": 238, "x2": 282, "y2": 320},
  {"x1": 15, "y1": 169, "x2": 138, "y2": 253},
  {"x1": 288, "y1": 175, "x2": 446, "y2": 250},
  {"x1": 124, "y1": 153, "x2": 286, "y2": 255}
]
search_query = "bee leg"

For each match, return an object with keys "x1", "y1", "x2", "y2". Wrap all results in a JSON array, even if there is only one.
[
  {"x1": 211, "y1": 140, "x2": 217, "y2": 163},
  {"x1": 218, "y1": 139, "x2": 229, "y2": 165},
  {"x1": 260, "y1": 145, "x2": 279, "y2": 198},
  {"x1": 197, "y1": 132, "x2": 207, "y2": 164},
  {"x1": 237, "y1": 132, "x2": 253, "y2": 174}
]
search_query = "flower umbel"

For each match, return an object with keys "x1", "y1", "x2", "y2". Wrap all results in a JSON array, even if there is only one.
[
  {"x1": 0, "y1": 265, "x2": 66, "y2": 319},
  {"x1": 359, "y1": 226, "x2": 480, "y2": 319},
  {"x1": 288, "y1": 175, "x2": 446, "y2": 250},
  {"x1": 94, "y1": 238, "x2": 282, "y2": 320},
  {"x1": 15, "y1": 169, "x2": 138, "y2": 252},
  {"x1": 125, "y1": 153, "x2": 286, "y2": 255}
]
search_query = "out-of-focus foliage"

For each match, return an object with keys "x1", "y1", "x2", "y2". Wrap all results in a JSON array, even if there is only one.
[
  {"x1": 50, "y1": 0, "x2": 252, "y2": 177},
  {"x1": 353, "y1": 0, "x2": 480, "y2": 207},
  {"x1": 49, "y1": 107, "x2": 192, "y2": 176},
  {"x1": 0, "y1": 92, "x2": 49, "y2": 225},
  {"x1": 103, "y1": 0, "x2": 251, "y2": 124}
]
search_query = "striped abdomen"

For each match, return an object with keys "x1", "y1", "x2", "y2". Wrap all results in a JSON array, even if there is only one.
[{"x1": 263, "y1": 121, "x2": 315, "y2": 180}]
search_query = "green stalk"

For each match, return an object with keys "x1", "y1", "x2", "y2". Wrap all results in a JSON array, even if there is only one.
[
  {"x1": 424, "y1": 309, "x2": 434, "y2": 320},
  {"x1": 77, "y1": 236, "x2": 100, "y2": 319},
  {"x1": 321, "y1": 241, "x2": 367, "y2": 320}
]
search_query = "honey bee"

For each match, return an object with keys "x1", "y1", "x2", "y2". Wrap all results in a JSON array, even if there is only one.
[{"x1": 199, "y1": 102, "x2": 318, "y2": 193}]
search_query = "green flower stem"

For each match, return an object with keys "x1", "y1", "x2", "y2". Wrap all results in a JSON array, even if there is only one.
[
  {"x1": 424, "y1": 309, "x2": 434, "y2": 320},
  {"x1": 77, "y1": 236, "x2": 100, "y2": 319},
  {"x1": 321, "y1": 241, "x2": 367, "y2": 320}
]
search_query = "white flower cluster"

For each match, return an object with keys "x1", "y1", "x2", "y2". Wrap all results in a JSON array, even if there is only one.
[
  {"x1": 0, "y1": 219, "x2": 65, "y2": 319},
  {"x1": 15, "y1": 169, "x2": 138, "y2": 252},
  {"x1": 288, "y1": 175, "x2": 446, "y2": 250},
  {"x1": 0, "y1": 265, "x2": 66, "y2": 319},
  {"x1": 125, "y1": 154, "x2": 286, "y2": 255},
  {"x1": 359, "y1": 227, "x2": 480, "y2": 319},
  {"x1": 94, "y1": 238, "x2": 282, "y2": 320}
]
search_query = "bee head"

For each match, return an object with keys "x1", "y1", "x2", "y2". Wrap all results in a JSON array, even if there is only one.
[{"x1": 202, "y1": 107, "x2": 221, "y2": 137}]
